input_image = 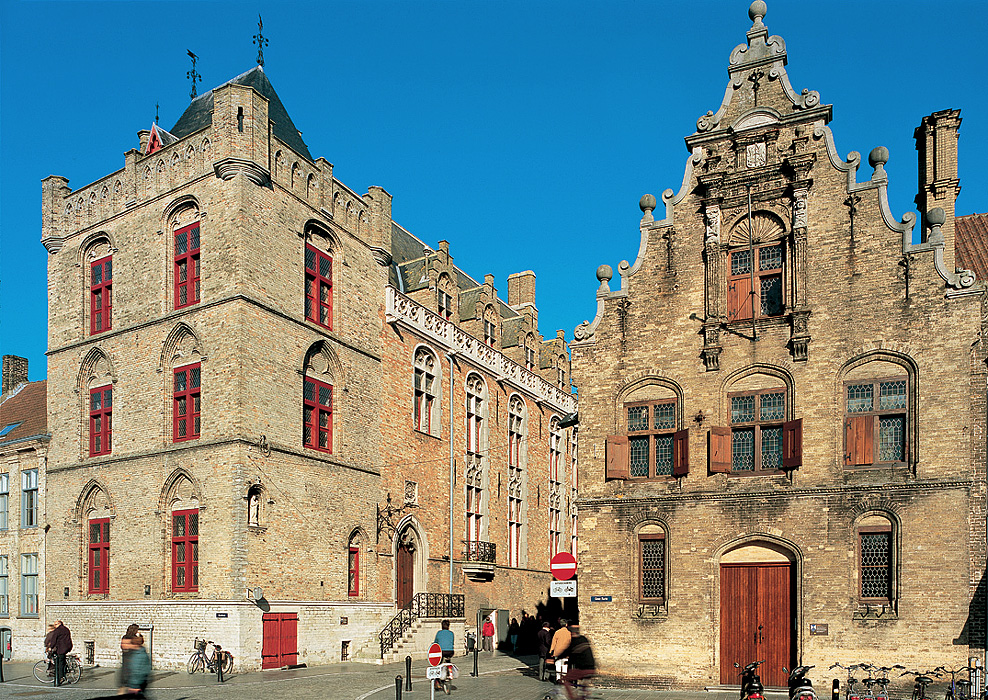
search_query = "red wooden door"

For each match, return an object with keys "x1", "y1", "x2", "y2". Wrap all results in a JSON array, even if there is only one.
[
  {"x1": 262, "y1": 613, "x2": 299, "y2": 669},
  {"x1": 720, "y1": 563, "x2": 793, "y2": 687},
  {"x1": 397, "y1": 543, "x2": 414, "y2": 608}
]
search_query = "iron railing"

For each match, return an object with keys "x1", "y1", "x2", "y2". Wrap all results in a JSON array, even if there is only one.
[
  {"x1": 461, "y1": 540, "x2": 496, "y2": 563},
  {"x1": 379, "y1": 592, "x2": 465, "y2": 658}
]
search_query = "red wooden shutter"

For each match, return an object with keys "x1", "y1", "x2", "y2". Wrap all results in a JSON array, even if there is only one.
[
  {"x1": 727, "y1": 276, "x2": 752, "y2": 321},
  {"x1": 709, "y1": 427, "x2": 732, "y2": 473},
  {"x1": 845, "y1": 415, "x2": 873, "y2": 466},
  {"x1": 672, "y1": 429, "x2": 689, "y2": 477},
  {"x1": 605, "y1": 435, "x2": 630, "y2": 480},
  {"x1": 283, "y1": 614, "x2": 299, "y2": 666},
  {"x1": 782, "y1": 418, "x2": 802, "y2": 470}
]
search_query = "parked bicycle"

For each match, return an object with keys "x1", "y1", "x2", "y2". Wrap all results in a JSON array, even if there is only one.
[
  {"x1": 902, "y1": 669, "x2": 943, "y2": 700},
  {"x1": 187, "y1": 638, "x2": 234, "y2": 675},
  {"x1": 938, "y1": 666, "x2": 974, "y2": 700},
  {"x1": 33, "y1": 652, "x2": 82, "y2": 684},
  {"x1": 871, "y1": 665, "x2": 905, "y2": 700},
  {"x1": 736, "y1": 660, "x2": 768, "y2": 700},
  {"x1": 785, "y1": 665, "x2": 818, "y2": 700},
  {"x1": 831, "y1": 662, "x2": 867, "y2": 700}
]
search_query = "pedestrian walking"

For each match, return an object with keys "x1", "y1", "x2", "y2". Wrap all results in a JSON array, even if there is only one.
[
  {"x1": 119, "y1": 624, "x2": 151, "y2": 695},
  {"x1": 548, "y1": 617, "x2": 571, "y2": 681},
  {"x1": 482, "y1": 616, "x2": 495, "y2": 652},
  {"x1": 559, "y1": 623, "x2": 596, "y2": 700},
  {"x1": 538, "y1": 620, "x2": 554, "y2": 681},
  {"x1": 508, "y1": 617, "x2": 520, "y2": 652}
]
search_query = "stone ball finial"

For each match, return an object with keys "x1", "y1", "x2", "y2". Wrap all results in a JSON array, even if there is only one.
[
  {"x1": 749, "y1": 1, "x2": 767, "y2": 22},
  {"x1": 596, "y1": 264, "x2": 613, "y2": 282},
  {"x1": 927, "y1": 207, "x2": 946, "y2": 226},
  {"x1": 868, "y1": 146, "x2": 890, "y2": 169},
  {"x1": 639, "y1": 194, "x2": 657, "y2": 213}
]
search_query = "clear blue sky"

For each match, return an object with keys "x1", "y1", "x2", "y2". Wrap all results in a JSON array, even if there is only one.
[{"x1": 2, "y1": 0, "x2": 986, "y2": 381}]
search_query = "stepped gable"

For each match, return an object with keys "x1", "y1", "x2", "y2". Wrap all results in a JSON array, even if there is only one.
[
  {"x1": 170, "y1": 66, "x2": 312, "y2": 161},
  {"x1": 956, "y1": 213, "x2": 988, "y2": 282}
]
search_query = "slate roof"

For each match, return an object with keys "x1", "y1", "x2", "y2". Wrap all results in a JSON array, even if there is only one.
[
  {"x1": 956, "y1": 213, "x2": 988, "y2": 282},
  {"x1": 0, "y1": 380, "x2": 48, "y2": 447},
  {"x1": 170, "y1": 66, "x2": 312, "y2": 162}
]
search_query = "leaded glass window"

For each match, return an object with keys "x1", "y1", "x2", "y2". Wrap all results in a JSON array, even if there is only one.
[
  {"x1": 625, "y1": 399, "x2": 678, "y2": 479},
  {"x1": 729, "y1": 388, "x2": 787, "y2": 473},
  {"x1": 860, "y1": 531, "x2": 891, "y2": 599},
  {"x1": 640, "y1": 536, "x2": 665, "y2": 601}
]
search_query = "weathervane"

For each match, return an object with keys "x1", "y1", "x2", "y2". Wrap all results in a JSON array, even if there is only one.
[
  {"x1": 186, "y1": 50, "x2": 201, "y2": 100},
  {"x1": 253, "y1": 15, "x2": 269, "y2": 67}
]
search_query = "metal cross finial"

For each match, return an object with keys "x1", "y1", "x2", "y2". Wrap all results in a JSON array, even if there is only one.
[
  {"x1": 155, "y1": 102, "x2": 160, "y2": 124},
  {"x1": 186, "y1": 50, "x2": 201, "y2": 101},
  {"x1": 253, "y1": 15, "x2": 269, "y2": 67}
]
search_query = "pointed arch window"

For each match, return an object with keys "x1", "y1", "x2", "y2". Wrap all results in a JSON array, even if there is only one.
[
  {"x1": 89, "y1": 384, "x2": 113, "y2": 457},
  {"x1": 303, "y1": 376, "x2": 333, "y2": 453},
  {"x1": 507, "y1": 395, "x2": 526, "y2": 568},
  {"x1": 90, "y1": 256, "x2": 113, "y2": 334},
  {"x1": 174, "y1": 221, "x2": 201, "y2": 309},
  {"x1": 88, "y1": 517, "x2": 110, "y2": 594},
  {"x1": 348, "y1": 533, "x2": 361, "y2": 597},
  {"x1": 438, "y1": 274, "x2": 455, "y2": 321},
  {"x1": 413, "y1": 348, "x2": 440, "y2": 436},
  {"x1": 305, "y1": 243, "x2": 333, "y2": 329},
  {"x1": 173, "y1": 363, "x2": 201, "y2": 442},
  {"x1": 524, "y1": 334, "x2": 537, "y2": 371},
  {"x1": 483, "y1": 306, "x2": 498, "y2": 347},
  {"x1": 548, "y1": 418, "x2": 563, "y2": 558}
]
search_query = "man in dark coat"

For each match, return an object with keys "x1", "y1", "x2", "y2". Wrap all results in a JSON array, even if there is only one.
[
  {"x1": 50, "y1": 620, "x2": 72, "y2": 686},
  {"x1": 538, "y1": 620, "x2": 554, "y2": 681}
]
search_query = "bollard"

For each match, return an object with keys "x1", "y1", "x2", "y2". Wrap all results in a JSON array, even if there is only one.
[
  {"x1": 472, "y1": 640, "x2": 479, "y2": 678},
  {"x1": 1, "y1": 652, "x2": 4, "y2": 683},
  {"x1": 406, "y1": 656, "x2": 412, "y2": 691},
  {"x1": 395, "y1": 674, "x2": 403, "y2": 700},
  {"x1": 833, "y1": 678, "x2": 840, "y2": 700},
  {"x1": 217, "y1": 652, "x2": 224, "y2": 683}
]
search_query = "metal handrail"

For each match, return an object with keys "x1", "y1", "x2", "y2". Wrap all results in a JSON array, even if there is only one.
[
  {"x1": 379, "y1": 592, "x2": 465, "y2": 658},
  {"x1": 461, "y1": 540, "x2": 496, "y2": 563}
]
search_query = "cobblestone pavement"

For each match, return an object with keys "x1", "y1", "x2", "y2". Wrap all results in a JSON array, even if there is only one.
[{"x1": 0, "y1": 654, "x2": 733, "y2": 700}]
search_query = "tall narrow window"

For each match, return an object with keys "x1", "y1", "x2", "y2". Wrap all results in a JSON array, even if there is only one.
[
  {"x1": 525, "y1": 335, "x2": 537, "y2": 371},
  {"x1": 570, "y1": 428, "x2": 579, "y2": 557},
  {"x1": 465, "y1": 375, "x2": 486, "y2": 543},
  {"x1": 507, "y1": 396, "x2": 525, "y2": 568},
  {"x1": 0, "y1": 473, "x2": 8, "y2": 530},
  {"x1": 483, "y1": 306, "x2": 497, "y2": 347},
  {"x1": 413, "y1": 349, "x2": 438, "y2": 435},
  {"x1": 90, "y1": 257, "x2": 113, "y2": 334},
  {"x1": 174, "y1": 222, "x2": 201, "y2": 309},
  {"x1": 304, "y1": 244, "x2": 333, "y2": 329},
  {"x1": 727, "y1": 242, "x2": 784, "y2": 322},
  {"x1": 303, "y1": 376, "x2": 333, "y2": 453},
  {"x1": 639, "y1": 532, "x2": 665, "y2": 603},
  {"x1": 89, "y1": 385, "x2": 112, "y2": 456},
  {"x1": 548, "y1": 419, "x2": 563, "y2": 558},
  {"x1": 438, "y1": 275, "x2": 454, "y2": 321},
  {"x1": 173, "y1": 364, "x2": 201, "y2": 442},
  {"x1": 0, "y1": 555, "x2": 7, "y2": 616},
  {"x1": 88, "y1": 518, "x2": 110, "y2": 594},
  {"x1": 21, "y1": 469, "x2": 38, "y2": 528},
  {"x1": 729, "y1": 389, "x2": 785, "y2": 473},
  {"x1": 172, "y1": 509, "x2": 199, "y2": 592},
  {"x1": 21, "y1": 553, "x2": 38, "y2": 616},
  {"x1": 348, "y1": 544, "x2": 360, "y2": 597},
  {"x1": 845, "y1": 378, "x2": 907, "y2": 467}
]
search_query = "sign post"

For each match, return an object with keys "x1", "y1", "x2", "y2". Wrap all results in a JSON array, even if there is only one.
[{"x1": 427, "y1": 642, "x2": 443, "y2": 700}]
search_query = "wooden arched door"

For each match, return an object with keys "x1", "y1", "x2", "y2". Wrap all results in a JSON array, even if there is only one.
[{"x1": 397, "y1": 538, "x2": 415, "y2": 608}]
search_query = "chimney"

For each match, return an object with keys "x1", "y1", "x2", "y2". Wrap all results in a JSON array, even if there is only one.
[
  {"x1": 2, "y1": 355, "x2": 29, "y2": 394},
  {"x1": 507, "y1": 271, "x2": 538, "y2": 327},
  {"x1": 915, "y1": 109, "x2": 962, "y2": 268}
]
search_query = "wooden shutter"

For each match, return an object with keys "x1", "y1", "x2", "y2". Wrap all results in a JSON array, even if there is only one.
[
  {"x1": 782, "y1": 418, "x2": 802, "y2": 470},
  {"x1": 709, "y1": 427, "x2": 732, "y2": 473},
  {"x1": 727, "y1": 276, "x2": 752, "y2": 321},
  {"x1": 605, "y1": 435, "x2": 630, "y2": 480},
  {"x1": 672, "y1": 429, "x2": 689, "y2": 477},
  {"x1": 845, "y1": 415, "x2": 873, "y2": 466}
]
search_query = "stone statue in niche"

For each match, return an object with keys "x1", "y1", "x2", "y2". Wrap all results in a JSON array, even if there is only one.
[{"x1": 705, "y1": 206, "x2": 721, "y2": 243}]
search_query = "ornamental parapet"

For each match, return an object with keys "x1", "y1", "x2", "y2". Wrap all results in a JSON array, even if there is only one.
[{"x1": 385, "y1": 285, "x2": 577, "y2": 413}]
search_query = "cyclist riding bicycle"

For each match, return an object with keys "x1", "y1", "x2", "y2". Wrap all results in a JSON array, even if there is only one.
[
  {"x1": 433, "y1": 619, "x2": 456, "y2": 692},
  {"x1": 559, "y1": 623, "x2": 596, "y2": 700}
]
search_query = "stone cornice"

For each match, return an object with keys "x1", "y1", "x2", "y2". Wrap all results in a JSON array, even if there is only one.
[{"x1": 386, "y1": 285, "x2": 576, "y2": 413}]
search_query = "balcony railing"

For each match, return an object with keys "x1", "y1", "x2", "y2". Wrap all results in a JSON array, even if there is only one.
[{"x1": 461, "y1": 540, "x2": 496, "y2": 563}]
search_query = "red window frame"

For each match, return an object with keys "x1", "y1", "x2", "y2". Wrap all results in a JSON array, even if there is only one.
[
  {"x1": 304, "y1": 244, "x2": 333, "y2": 329},
  {"x1": 172, "y1": 509, "x2": 199, "y2": 592},
  {"x1": 88, "y1": 518, "x2": 110, "y2": 594},
  {"x1": 89, "y1": 385, "x2": 113, "y2": 456},
  {"x1": 90, "y1": 257, "x2": 113, "y2": 334},
  {"x1": 173, "y1": 364, "x2": 201, "y2": 442},
  {"x1": 348, "y1": 546, "x2": 359, "y2": 597},
  {"x1": 303, "y1": 376, "x2": 333, "y2": 453},
  {"x1": 174, "y1": 222, "x2": 201, "y2": 309}
]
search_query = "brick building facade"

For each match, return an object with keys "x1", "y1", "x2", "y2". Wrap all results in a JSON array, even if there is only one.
[
  {"x1": 0, "y1": 357, "x2": 48, "y2": 660},
  {"x1": 40, "y1": 66, "x2": 574, "y2": 670},
  {"x1": 570, "y1": 2, "x2": 986, "y2": 689}
]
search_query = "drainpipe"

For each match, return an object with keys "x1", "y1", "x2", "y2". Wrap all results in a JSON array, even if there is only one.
[{"x1": 449, "y1": 352, "x2": 456, "y2": 594}]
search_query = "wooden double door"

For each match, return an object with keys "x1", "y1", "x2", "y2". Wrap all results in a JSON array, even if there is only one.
[
  {"x1": 262, "y1": 613, "x2": 298, "y2": 669},
  {"x1": 720, "y1": 563, "x2": 794, "y2": 688}
]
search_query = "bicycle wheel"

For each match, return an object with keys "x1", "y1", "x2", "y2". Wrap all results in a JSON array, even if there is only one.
[
  {"x1": 33, "y1": 659, "x2": 53, "y2": 683},
  {"x1": 188, "y1": 652, "x2": 204, "y2": 674},
  {"x1": 65, "y1": 659, "x2": 81, "y2": 684},
  {"x1": 222, "y1": 652, "x2": 234, "y2": 675}
]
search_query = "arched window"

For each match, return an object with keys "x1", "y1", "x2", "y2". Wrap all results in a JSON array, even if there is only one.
[
  {"x1": 855, "y1": 513, "x2": 896, "y2": 605},
  {"x1": 483, "y1": 306, "x2": 498, "y2": 347},
  {"x1": 637, "y1": 523, "x2": 667, "y2": 605},
  {"x1": 167, "y1": 476, "x2": 199, "y2": 593},
  {"x1": 171, "y1": 205, "x2": 201, "y2": 310},
  {"x1": 437, "y1": 274, "x2": 455, "y2": 321},
  {"x1": 524, "y1": 334, "x2": 537, "y2": 371},
  {"x1": 347, "y1": 531, "x2": 362, "y2": 597},
  {"x1": 465, "y1": 374, "x2": 488, "y2": 543},
  {"x1": 607, "y1": 381, "x2": 688, "y2": 480},
  {"x1": 548, "y1": 417, "x2": 563, "y2": 558},
  {"x1": 842, "y1": 356, "x2": 914, "y2": 469},
  {"x1": 303, "y1": 363, "x2": 334, "y2": 453},
  {"x1": 80, "y1": 351, "x2": 115, "y2": 458},
  {"x1": 413, "y1": 347, "x2": 440, "y2": 436},
  {"x1": 570, "y1": 427, "x2": 579, "y2": 556},
  {"x1": 507, "y1": 395, "x2": 526, "y2": 567},
  {"x1": 304, "y1": 230, "x2": 334, "y2": 330},
  {"x1": 85, "y1": 238, "x2": 113, "y2": 336},
  {"x1": 726, "y1": 212, "x2": 787, "y2": 321}
]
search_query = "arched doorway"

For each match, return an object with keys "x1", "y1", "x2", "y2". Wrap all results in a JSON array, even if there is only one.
[
  {"x1": 396, "y1": 527, "x2": 417, "y2": 608},
  {"x1": 719, "y1": 542, "x2": 796, "y2": 687}
]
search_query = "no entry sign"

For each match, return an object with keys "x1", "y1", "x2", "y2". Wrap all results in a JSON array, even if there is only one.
[
  {"x1": 428, "y1": 642, "x2": 443, "y2": 666},
  {"x1": 550, "y1": 552, "x2": 577, "y2": 581}
]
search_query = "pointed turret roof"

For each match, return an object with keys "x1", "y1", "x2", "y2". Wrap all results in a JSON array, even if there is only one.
[{"x1": 170, "y1": 66, "x2": 312, "y2": 161}]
